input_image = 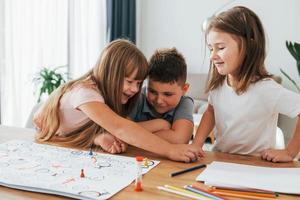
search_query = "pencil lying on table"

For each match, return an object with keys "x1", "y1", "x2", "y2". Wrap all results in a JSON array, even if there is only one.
[
  {"x1": 211, "y1": 191, "x2": 276, "y2": 200},
  {"x1": 212, "y1": 186, "x2": 278, "y2": 195},
  {"x1": 157, "y1": 185, "x2": 203, "y2": 199},
  {"x1": 210, "y1": 186, "x2": 278, "y2": 198},
  {"x1": 170, "y1": 164, "x2": 206, "y2": 177},
  {"x1": 164, "y1": 185, "x2": 212, "y2": 200},
  {"x1": 210, "y1": 188, "x2": 277, "y2": 199},
  {"x1": 184, "y1": 185, "x2": 227, "y2": 200}
]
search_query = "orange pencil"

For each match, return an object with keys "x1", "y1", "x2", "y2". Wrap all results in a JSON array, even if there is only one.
[
  {"x1": 211, "y1": 190, "x2": 276, "y2": 200},
  {"x1": 211, "y1": 188, "x2": 277, "y2": 198},
  {"x1": 212, "y1": 186, "x2": 278, "y2": 195}
]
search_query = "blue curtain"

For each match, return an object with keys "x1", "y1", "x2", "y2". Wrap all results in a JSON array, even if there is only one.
[{"x1": 107, "y1": 0, "x2": 136, "y2": 43}]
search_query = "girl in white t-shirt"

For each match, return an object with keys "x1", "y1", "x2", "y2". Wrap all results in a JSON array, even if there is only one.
[
  {"x1": 192, "y1": 6, "x2": 300, "y2": 162},
  {"x1": 34, "y1": 39, "x2": 202, "y2": 162}
]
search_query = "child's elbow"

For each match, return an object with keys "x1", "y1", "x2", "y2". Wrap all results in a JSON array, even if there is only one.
[{"x1": 33, "y1": 114, "x2": 43, "y2": 129}]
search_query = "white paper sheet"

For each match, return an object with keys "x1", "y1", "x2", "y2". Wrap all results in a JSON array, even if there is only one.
[
  {"x1": 0, "y1": 140, "x2": 159, "y2": 199},
  {"x1": 196, "y1": 161, "x2": 300, "y2": 194}
]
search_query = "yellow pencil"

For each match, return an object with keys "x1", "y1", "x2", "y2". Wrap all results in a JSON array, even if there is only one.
[
  {"x1": 157, "y1": 186, "x2": 200, "y2": 199},
  {"x1": 164, "y1": 185, "x2": 212, "y2": 200}
]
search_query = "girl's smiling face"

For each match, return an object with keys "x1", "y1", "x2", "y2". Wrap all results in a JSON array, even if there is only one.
[
  {"x1": 121, "y1": 68, "x2": 143, "y2": 104},
  {"x1": 207, "y1": 28, "x2": 245, "y2": 79}
]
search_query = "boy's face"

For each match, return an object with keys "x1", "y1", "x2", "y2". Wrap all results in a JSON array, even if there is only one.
[{"x1": 146, "y1": 79, "x2": 189, "y2": 114}]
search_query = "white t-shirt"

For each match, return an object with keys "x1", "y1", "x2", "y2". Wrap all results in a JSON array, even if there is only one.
[{"x1": 209, "y1": 78, "x2": 300, "y2": 156}]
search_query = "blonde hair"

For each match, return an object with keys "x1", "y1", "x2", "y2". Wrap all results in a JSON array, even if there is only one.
[
  {"x1": 205, "y1": 6, "x2": 272, "y2": 94},
  {"x1": 36, "y1": 39, "x2": 148, "y2": 148}
]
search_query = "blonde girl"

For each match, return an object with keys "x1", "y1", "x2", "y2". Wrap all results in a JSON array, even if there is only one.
[
  {"x1": 192, "y1": 6, "x2": 300, "y2": 162},
  {"x1": 34, "y1": 39, "x2": 201, "y2": 162}
]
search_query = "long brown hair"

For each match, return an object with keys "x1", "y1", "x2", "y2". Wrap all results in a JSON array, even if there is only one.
[
  {"x1": 36, "y1": 39, "x2": 148, "y2": 148},
  {"x1": 205, "y1": 6, "x2": 272, "y2": 94}
]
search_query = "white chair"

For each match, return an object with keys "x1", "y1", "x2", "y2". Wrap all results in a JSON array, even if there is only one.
[
  {"x1": 25, "y1": 103, "x2": 42, "y2": 128},
  {"x1": 275, "y1": 127, "x2": 285, "y2": 149}
]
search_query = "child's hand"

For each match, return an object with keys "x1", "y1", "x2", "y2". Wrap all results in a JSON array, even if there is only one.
[
  {"x1": 261, "y1": 149, "x2": 294, "y2": 163},
  {"x1": 94, "y1": 133, "x2": 126, "y2": 154},
  {"x1": 115, "y1": 138, "x2": 128, "y2": 152},
  {"x1": 167, "y1": 144, "x2": 205, "y2": 162},
  {"x1": 190, "y1": 143, "x2": 206, "y2": 157}
]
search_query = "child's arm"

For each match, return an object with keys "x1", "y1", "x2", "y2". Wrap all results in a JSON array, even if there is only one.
[
  {"x1": 137, "y1": 119, "x2": 171, "y2": 132},
  {"x1": 152, "y1": 119, "x2": 193, "y2": 144},
  {"x1": 79, "y1": 102, "x2": 203, "y2": 162},
  {"x1": 261, "y1": 114, "x2": 300, "y2": 162},
  {"x1": 192, "y1": 104, "x2": 215, "y2": 147}
]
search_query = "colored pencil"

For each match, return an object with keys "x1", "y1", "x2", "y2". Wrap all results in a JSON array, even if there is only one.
[
  {"x1": 184, "y1": 185, "x2": 226, "y2": 200},
  {"x1": 164, "y1": 185, "x2": 211, "y2": 199},
  {"x1": 157, "y1": 186, "x2": 200, "y2": 199},
  {"x1": 170, "y1": 164, "x2": 206, "y2": 177},
  {"x1": 211, "y1": 190, "x2": 276, "y2": 200},
  {"x1": 192, "y1": 185, "x2": 227, "y2": 200},
  {"x1": 212, "y1": 186, "x2": 278, "y2": 196},
  {"x1": 211, "y1": 188, "x2": 277, "y2": 198}
]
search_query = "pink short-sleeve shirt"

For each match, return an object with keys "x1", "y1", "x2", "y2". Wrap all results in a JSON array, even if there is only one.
[{"x1": 57, "y1": 83, "x2": 104, "y2": 135}]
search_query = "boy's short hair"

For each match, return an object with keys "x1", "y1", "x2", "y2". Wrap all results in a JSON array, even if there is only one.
[{"x1": 148, "y1": 48, "x2": 187, "y2": 85}]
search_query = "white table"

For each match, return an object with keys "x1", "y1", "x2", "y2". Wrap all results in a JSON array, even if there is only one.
[{"x1": 0, "y1": 125, "x2": 36, "y2": 143}]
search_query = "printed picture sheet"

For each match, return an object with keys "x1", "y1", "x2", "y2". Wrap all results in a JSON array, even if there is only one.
[{"x1": 0, "y1": 140, "x2": 160, "y2": 199}]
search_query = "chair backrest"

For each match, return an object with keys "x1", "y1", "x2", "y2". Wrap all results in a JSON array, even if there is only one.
[
  {"x1": 25, "y1": 103, "x2": 42, "y2": 128},
  {"x1": 186, "y1": 73, "x2": 208, "y2": 101},
  {"x1": 275, "y1": 126, "x2": 285, "y2": 149}
]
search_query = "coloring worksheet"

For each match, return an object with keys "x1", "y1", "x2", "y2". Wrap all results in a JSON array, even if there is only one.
[{"x1": 0, "y1": 140, "x2": 160, "y2": 199}]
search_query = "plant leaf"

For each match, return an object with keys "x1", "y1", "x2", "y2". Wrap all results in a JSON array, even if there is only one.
[
  {"x1": 294, "y1": 42, "x2": 300, "y2": 60},
  {"x1": 286, "y1": 41, "x2": 298, "y2": 60},
  {"x1": 297, "y1": 61, "x2": 300, "y2": 78},
  {"x1": 33, "y1": 66, "x2": 67, "y2": 102}
]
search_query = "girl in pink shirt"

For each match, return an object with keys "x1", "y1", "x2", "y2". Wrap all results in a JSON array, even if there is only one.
[{"x1": 34, "y1": 39, "x2": 203, "y2": 162}]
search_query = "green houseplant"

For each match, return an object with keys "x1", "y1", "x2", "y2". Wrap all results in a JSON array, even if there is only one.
[
  {"x1": 34, "y1": 66, "x2": 67, "y2": 102},
  {"x1": 280, "y1": 41, "x2": 300, "y2": 92}
]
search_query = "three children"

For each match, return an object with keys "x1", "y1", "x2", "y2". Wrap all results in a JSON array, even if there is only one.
[{"x1": 34, "y1": 6, "x2": 300, "y2": 163}]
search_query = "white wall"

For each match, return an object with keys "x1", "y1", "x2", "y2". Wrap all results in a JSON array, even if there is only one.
[
  {"x1": 0, "y1": 0, "x2": 3, "y2": 123},
  {"x1": 137, "y1": 0, "x2": 300, "y2": 141},
  {"x1": 137, "y1": 0, "x2": 216, "y2": 73}
]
